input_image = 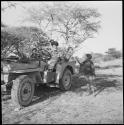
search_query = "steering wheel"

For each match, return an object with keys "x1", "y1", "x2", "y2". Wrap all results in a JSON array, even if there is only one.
[{"x1": 38, "y1": 49, "x2": 52, "y2": 62}]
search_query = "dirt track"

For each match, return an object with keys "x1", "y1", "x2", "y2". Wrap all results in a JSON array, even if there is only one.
[{"x1": 2, "y1": 67, "x2": 123, "y2": 124}]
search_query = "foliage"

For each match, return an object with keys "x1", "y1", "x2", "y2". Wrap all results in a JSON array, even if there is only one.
[
  {"x1": 91, "y1": 52, "x2": 104, "y2": 62},
  {"x1": 105, "y1": 48, "x2": 122, "y2": 59},
  {"x1": 1, "y1": 22, "x2": 7, "y2": 27},
  {"x1": 24, "y1": 2, "x2": 101, "y2": 50},
  {"x1": 1, "y1": 26, "x2": 49, "y2": 58},
  {"x1": 1, "y1": 1, "x2": 17, "y2": 11},
  {"x1": 103, "y1": 55, "x2": 115, "y2": 62},
  {"x1": 91, "y1": 48, "x2": 122, "y2": 62}
]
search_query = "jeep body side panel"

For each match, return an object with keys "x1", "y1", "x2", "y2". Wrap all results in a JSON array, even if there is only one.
[
  {"x1": 1, "y1": 71, "x2": 43, "y2": 86},
  {"x1": 57, "y1": 61, "x2": 76, "y2": 79},
  {"x1": 45, "y1": 71, "x2": 56, "y2": 83},
  {"x1": 28, "y1": 72, "x2": 43, "y2": 84},
  {"x1": 2, "y1": 61, "x2": 46, "y2": 73},
  {"x1": 8, "y1": 67, "x2": 44, "y2": 73}
]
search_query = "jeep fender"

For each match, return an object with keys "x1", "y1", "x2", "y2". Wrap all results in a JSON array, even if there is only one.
[
  {"x1": 56, "y1": 63, "x2": 75, "y2": 79},
  {"x1": 28, "y1": 72, "x2": 42, "y2": 84}
]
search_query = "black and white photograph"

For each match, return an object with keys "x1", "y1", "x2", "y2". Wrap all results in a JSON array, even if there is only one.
[{"x1": 1, "y1": 1, "x2": 123, "y2": 124}]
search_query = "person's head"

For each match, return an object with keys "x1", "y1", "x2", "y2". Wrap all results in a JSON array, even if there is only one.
[
  {"x1": 67, "y1": 47, "x2": 73, "y2": 54},
  {"x1": 32, "y1": 48, "x2": 37, "y2": 53},
  {"x1": 50, "y1": 40, "x2": 59, "y2": 50},
  {"x1": 85, "y1": 54, "x2": 92, "y2": 60}
]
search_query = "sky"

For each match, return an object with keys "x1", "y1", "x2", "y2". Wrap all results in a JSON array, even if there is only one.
[{"x1": 1, "y1": 1, "x2": 122, "y2": 57}]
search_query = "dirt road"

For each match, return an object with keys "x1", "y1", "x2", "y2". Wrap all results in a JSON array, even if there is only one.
[{"x1": 2, "y1": 67, "x2": 123, "y2": 124}]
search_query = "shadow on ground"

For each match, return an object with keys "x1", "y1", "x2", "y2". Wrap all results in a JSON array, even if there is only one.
[
  {"x1": 2, "y1": 73, "x2": 122, "y2": 107},
  {"x1": 32, "y1": 73, "x2": 122, "y2": 106},
  {"x1": 71, "y1": 74, "x2": 122, "y2": 97},
  {"x1": 31, "y1": 85, "x2": 63, "y2": 106},
  {"x1": 96, "y1": 65, "x2": 122, "y2": 70}
]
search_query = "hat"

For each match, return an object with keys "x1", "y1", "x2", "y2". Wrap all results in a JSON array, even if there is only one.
[
  {"x1": 67, "y1": 46, "x2": 73, "y2": 51},
  {"x1": 32, "y1": 48, "x2": 37, "y2": 51},
  {"x1": 86, "y1": 54, "x2": 92, "y2": 59},
  {"x1": 50, "y1": 40, "x2": 59, "y2": 46}
]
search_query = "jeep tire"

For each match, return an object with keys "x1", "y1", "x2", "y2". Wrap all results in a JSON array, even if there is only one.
[
  {"x1": 11, "y1": 75, "x2": 35, "y2": 107},
  {"x1": 59, "y1": 69, "x2": 72, "y2": 90}
]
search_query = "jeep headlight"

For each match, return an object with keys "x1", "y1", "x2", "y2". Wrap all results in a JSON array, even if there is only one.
[
  {"x1": 4, "y1": 74, "x2": 9, "y2": 83},
  {"x1": 3, "y1": 65, "x2": 11, "y2": 72}
]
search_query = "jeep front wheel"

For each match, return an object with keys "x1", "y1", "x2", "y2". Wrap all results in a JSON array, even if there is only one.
[
  {"x1": 60, "y1": 69, "x2": 72, "y2": 90},
  {"x1": 11, "y1": 75, "x2": 35, "y2": 107}
]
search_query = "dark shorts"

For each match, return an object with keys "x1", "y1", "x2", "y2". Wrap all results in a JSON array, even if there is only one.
[{"x1": 78, "y1": 73, "x2": 95, "y2": 83}]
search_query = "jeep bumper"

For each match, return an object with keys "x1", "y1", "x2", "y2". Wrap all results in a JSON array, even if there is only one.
[{"x1": 1, "y1": 84, "x2": 7, "y2": 92}]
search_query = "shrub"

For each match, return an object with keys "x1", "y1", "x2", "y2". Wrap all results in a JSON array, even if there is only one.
[
  {"x1": 1, "y1": 26, "x2": 49, "y2": 58},
  {"x1": 103, "y1": 55, "x2": 115, "y2": 61},
  {"x1": 105, "y1": 48, "x2": 122, "y2": 59}
]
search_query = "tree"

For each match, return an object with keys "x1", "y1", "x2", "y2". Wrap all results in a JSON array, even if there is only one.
[
  {"x1": 1, "y1": 1, "x2": 26, "y2": 27},
  {"x1": 1, "y1": 1, "x2": 17, "y2": 27},
  {"x1": 23, "y1": 2, "x2": 101, "y2": 49},
  {"x1": 1, "y1": 26, "x2": 49, "y2": 58},
  {"x1": 105, "y1": 48, "x2": 122, "y2": 59},
  {"x1": 1, "y1": 1, "x2": 17, "y2": 11},
  {"x1": 1, "y1": 22, "x2": 7, "y2": 27}
]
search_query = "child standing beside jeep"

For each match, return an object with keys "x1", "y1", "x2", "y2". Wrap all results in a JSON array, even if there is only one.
[{"x1": 76, "y1": 54, "x2": 96, "y2": 95}]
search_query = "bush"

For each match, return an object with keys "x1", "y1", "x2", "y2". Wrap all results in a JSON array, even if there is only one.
[
  {"x1": 105, "y1": 48, "x2": 122, "y2": 59},
  {"x1": 103, "y1": 55, "x2": 115, "y2": 61},
  {"x1": 1, "y1": 26, "x2": 49, "y2": 58},
  {"x1": 92, "y1": 53, "x2": 104, "y2": 63}
]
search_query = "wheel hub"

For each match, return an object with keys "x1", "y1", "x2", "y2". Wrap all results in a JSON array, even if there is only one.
[
  {"x1": 21, "y1": 82, "x2": 32, "y2": 101},
  {"x1": 63, "y1": 74, "x2": 70, "y2": 87}
]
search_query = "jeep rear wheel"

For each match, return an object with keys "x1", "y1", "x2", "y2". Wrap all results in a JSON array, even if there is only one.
[
  {"x1": 60, "y1": 69, "x2": 72, "y2": 90},
  {"x1": 11, "y1": 75, "x2": 35, "y2": 107}
]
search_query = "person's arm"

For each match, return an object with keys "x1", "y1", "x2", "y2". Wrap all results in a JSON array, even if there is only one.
[
  {"x1": 30, "y1": 53, "x2": 34, "y2": 58},
  {"x1": 91, "y1": 61, "x2": 96, "y2": 76},
  {"x1": 75, "y1": 57, "x2": 81, "y2": 65}
]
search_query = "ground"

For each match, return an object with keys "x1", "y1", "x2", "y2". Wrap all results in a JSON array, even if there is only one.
[{"x1": 1, "y1": 59, "x2": 123, "y2": 124}]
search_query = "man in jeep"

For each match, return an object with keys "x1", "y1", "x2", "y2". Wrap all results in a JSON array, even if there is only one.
[
  {"x1": 30, "y1": 48, "x2": 39, "y2": 59},
  {"x1": 43, "y1": 40, "x2": 62, "y2": 84}
]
